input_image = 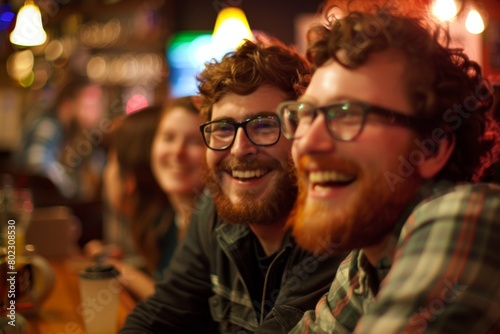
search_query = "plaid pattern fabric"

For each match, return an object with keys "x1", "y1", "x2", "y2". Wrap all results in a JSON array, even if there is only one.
[{"x1": 291, "y1": 182, "x2": 500, "y2": 334}]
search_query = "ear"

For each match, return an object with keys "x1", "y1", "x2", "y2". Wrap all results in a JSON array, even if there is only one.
[{"x1": 417, "y1": 134, "x2": 456, "y2": 179}]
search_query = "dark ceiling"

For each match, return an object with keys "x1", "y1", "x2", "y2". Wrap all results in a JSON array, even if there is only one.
[
  {"x1": 175, "y1": 0, "x2": 325, "y2": 45},
  {"x1": 7, "y1": 0, "x2": 325, "y2": 46}
]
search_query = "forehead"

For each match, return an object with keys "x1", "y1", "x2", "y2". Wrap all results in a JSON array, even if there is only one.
[
  {"x1": 211, "y1": 85, "x2": 287, "y2": 121},
  {"x1": 158, "y1": 107, "x2": 202, "y2": 132},
  {"x1": 305, "y1": 50, "x2": 411, "y2": 114},
  {"x1": 160, "y1": 107, "x2": 194, "y2": 126}
]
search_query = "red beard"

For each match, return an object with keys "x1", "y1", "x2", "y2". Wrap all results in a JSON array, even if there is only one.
[
  {"x1": 203, "y1": 155, "x2": 298, "y2": 226},
  {"x1": 288, "y1": 154, "x2": 421, "y2": 254}
]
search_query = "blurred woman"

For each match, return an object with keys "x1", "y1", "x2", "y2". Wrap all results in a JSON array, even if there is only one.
[
  {"x1": 86, "y1": 97, "x2": 206, "y2": 300},
  {"x1": 100, "y1": 105, "x2": 168, "y2": 272},
  {"x1": 144, "y1": 96, "x2": 206, "y2": 276}
]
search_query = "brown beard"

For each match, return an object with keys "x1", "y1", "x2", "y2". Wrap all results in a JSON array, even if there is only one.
[
  {"x1": 287, "y1": 155, "x2": 421, "y2": 255},
  {"x1": 203, "y1": 155, "x2": 297, "y2": 225}
]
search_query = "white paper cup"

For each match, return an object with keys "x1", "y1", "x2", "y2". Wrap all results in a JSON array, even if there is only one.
[{"x1": 79, "y1": 264, "x2": 120, "y2": 334}]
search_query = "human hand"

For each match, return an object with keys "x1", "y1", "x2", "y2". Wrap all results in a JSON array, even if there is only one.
[{"x1": 83, "y1": 240, "x2": 123, "y2": 261}]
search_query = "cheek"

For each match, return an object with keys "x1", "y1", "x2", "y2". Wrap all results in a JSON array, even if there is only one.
[
  {"x1": 190, "y1": 147, "x2": 206, "y2": 165},
  {"x1": 191, "y1": 145, "x2": 207, "y2": 161},
  {"x1": 274, "y1": 138, "x2": 293, "y2": 166},
  {"x1": 357, "y1": 131, "x2": 416, "y2": 172},
  {"x1": 206, "y1": 150, "x2": 221, "y2": 170},
  {"x1": 153, "y1": 144, "x2": 163, "y2": 160}
]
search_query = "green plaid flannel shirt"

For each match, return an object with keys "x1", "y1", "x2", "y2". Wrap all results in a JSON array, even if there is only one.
[{"x1": 291, "y1": 181, "x2": 500, "y2": 334}]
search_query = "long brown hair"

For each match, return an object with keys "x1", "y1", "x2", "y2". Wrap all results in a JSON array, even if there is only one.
[{"x1": 111, "y1": 106, "x2": 171, "y2": 273}]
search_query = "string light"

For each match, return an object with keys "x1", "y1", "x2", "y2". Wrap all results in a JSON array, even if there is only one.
[
  {"x1": 10, "y1": 0, "x2": 47, "y2": 47},
  {"x1": 465, "y1": 8, "x2": 485, "y2": 34},
  {"x1": 432, "y1": 0, "x2": 458, "y2": 22}
]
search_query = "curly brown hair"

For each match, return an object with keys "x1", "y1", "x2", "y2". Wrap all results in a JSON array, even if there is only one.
[
  {"x1": 307, "y1": 2, "x2": 499, "y2": 182},
  {"x1": 196, "y1": 36, "x2": 311, "y2": 121}
]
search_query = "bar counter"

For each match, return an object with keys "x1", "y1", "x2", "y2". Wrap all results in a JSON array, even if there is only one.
[{"x1": 25, "y1": 258, "x2": 136, "y2": 334}]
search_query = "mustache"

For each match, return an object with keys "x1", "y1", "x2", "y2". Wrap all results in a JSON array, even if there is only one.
[{"x1": 216, "y1": 157, "x2": 282, "y2": 172}]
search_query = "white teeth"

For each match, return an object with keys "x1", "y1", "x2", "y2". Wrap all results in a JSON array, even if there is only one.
[
  {"x1": 309, "y1": 171, "x2": 354, "y2": 183},
  {"x1": 232, "y1": 169, "x2": 266, "y2": 179}
]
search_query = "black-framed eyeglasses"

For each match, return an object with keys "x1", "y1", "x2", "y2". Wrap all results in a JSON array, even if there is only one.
[
  {"x1": 277, "y1": 100, "x2": 421, "y2": 142},
  {"x1": 199, "y1": 115, "x2": 282, "y2": 151}
]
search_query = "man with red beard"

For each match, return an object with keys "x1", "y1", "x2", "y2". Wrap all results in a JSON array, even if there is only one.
[
  {"x1": 279, "y1": 3, "x2": 500, "y2": 334},
  {"x1": 121, "y1": 38, "x2": 345, "y2": 333}
]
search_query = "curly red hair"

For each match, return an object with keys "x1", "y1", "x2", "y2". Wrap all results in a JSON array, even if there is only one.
[{"x1": 196, "y1": 36, "x2": 311, "y2": 121}]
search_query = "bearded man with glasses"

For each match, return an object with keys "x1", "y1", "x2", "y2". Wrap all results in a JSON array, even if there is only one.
[
  {"x1": 283, "y1": 2, "x2": 500, "y2": 333},
  {"x1": 121, "y1": 37, "x2": 345, "y2": 334}
]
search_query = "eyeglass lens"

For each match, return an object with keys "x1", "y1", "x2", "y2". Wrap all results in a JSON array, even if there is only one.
[
  {"x1": 282, "y1": 102, "x2": 364, "y2": 141},
  {"x1": 203, "y1": 116, "x2": 280, "y2": 150}
]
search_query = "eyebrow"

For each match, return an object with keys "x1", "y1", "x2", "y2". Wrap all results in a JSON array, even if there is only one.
[
  {"x1": 296, "y1": 99, "x2": 315, "y2": 106},
  {"x1": 210, "y1": 111, "x2": 278, "y2": 122},
  {"x1": 298, "y1": 94, "x2": 355, "y2": 106}
]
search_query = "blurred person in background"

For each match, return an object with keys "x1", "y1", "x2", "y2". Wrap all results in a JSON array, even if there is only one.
[
  {"x1": 86, "y1": 97, "x2": 206, "y2": 300},
  {"x1": 16, "y1": 76, "x2": 106, "y2": 201},
  {"x1": 149, "y1": 96, "x2": 206, "y2": 244}
]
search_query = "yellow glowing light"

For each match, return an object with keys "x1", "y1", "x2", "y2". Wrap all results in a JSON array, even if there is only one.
[
  {"x1": 19, "y1": 71, "x2": 35, "y2": 88},
  {"x1": 7, "y1": 50, "x2": 34, "y2": 81},
  {"x1": 45, "y1": 40, "x2": 64, "y2": 61},
  {"x1": 86, "y1": 55, "x2": 108, "y2": 82},
  {"x1": 432, "y1": 0, "x2": 458, "y2": 22},
  {"x1": 212, "y1": 7, "x2": 253, "y2": 59},
  {"x1": 10, "y1": 0, "x2": 47, "y2": 47},
  {"x1": 465, "y1": 9, "x2": 485, "y2": 34}
]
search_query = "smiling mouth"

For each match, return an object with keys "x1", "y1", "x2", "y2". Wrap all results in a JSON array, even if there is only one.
[
  {"x1": 229, "y1": 169, "x2": 269, "y2": 181},
  {"x1": 309, "y1": 171, "x2": 355, "y2": 189}
]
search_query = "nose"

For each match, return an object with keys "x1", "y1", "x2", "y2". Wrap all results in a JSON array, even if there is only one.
[
  {"x1": 171, "y1": 139, "x2": 186, "y2": 159},
  {"x1": 293, "y1": 113, "x2": 336, "y2": 155},
  {"x1": 230, "y1": 127, "x2": 257, "y2": 159}
]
